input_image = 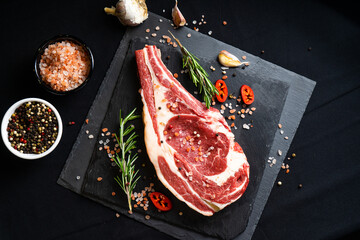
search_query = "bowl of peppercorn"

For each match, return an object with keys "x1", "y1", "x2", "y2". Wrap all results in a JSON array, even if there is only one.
[{"x1": 1, "y1": 98, "x2": 63, "y2": 159}]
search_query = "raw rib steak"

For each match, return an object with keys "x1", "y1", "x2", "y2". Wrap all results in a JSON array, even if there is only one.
[{"x1": 135, "y1": 45, "x2": 250, "y2": 216}]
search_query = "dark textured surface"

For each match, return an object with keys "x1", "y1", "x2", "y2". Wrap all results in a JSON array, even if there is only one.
[{"x1": 1, "y1": 1, "x2": 359, "y2": 240}]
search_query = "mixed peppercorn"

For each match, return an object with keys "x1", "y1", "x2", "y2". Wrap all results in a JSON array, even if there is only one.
[{"x1": 6, "y1": 101, "x2": 58, "y2": 154}]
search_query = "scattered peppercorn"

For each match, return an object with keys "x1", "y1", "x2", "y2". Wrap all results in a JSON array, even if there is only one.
[{"x1": 6, "y1": 101, "x2": 58, "y2": 154}]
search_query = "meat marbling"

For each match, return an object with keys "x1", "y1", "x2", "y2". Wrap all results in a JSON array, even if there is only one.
[{"x1": 135, "y1": 45, "x2": 250, "y2": 216}]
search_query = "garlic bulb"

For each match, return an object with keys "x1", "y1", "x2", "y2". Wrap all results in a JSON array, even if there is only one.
[
  {"x1": 172, "y1": 0, "x2": 186, "y2": 27},
  {"x1": 104, "y1": 0, "x2": 148, "y2": 27}
]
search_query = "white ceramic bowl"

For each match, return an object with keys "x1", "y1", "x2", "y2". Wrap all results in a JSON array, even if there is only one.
[{"x1": 1, "y1": 98, "x2": 63, "y2": 160}]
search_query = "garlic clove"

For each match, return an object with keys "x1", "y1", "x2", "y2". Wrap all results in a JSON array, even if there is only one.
[
  {"x1": 105, "y1": 0, "x2": 148, "y2": 27},
  {"x1": 172, "y1": 0, "x2": 186, "y2": 27},
  {"x1": 218, "y1": 50, "x2": 242, "y2": 67}
]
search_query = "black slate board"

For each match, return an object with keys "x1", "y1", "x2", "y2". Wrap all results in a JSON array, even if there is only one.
[
  {"x1": 58, "y1": 12, "x2": 315, "y2": 240},
  {"x1": 80, "y1": 37, "x2": 289, "y2": 240}
]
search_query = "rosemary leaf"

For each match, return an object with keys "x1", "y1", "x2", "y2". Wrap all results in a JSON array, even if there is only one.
[
  {"x1": 112, "y1": 108, "x2": 141, "y2": 213},
  {"x1": 168, "y1": 31, "x2": 219, "y2": 108}
]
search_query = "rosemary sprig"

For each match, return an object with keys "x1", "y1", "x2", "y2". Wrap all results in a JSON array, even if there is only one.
[
  {"x1": 168, "y1": 31, "x2": 219, "y2": 108},
  {"x1": 112, "y1": 108, "x2": 141, "y2": 213}
]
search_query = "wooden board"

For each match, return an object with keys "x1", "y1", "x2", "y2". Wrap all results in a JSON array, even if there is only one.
[{"x1": 58, "y1": 12, "x2": 315, "y2": 240}]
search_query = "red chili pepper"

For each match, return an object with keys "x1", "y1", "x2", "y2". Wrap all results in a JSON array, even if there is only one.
[
  {"x1": 149, "y1": 192, "x2": 172, "y2": 211},
  {"x1": 215, "y1": 80, "x2": 228, "y2": 103},
  {"x1": 240, "y1": 85, "x2": 254, "y2": 105}
]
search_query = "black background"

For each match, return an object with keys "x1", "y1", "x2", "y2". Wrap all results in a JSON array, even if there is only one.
[{"x1": 0, "y1": 0, "x2": 359, "y2": 239}]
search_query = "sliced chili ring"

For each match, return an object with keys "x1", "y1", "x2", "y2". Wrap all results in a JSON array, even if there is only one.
[
  {"x1": 215, "y1": 80, "x2": 228, "y2": 103},
  {"x1": 149, "y1": 192, "x2": 173, "y2": 211},
  {"x1": 240, "y1": 85, "x2": 254, "y2": 105}
]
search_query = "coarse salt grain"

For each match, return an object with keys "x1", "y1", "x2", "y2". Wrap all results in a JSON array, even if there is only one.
[{"x1": 39, "y1": 40, "x2": 90, "y2": 92}]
